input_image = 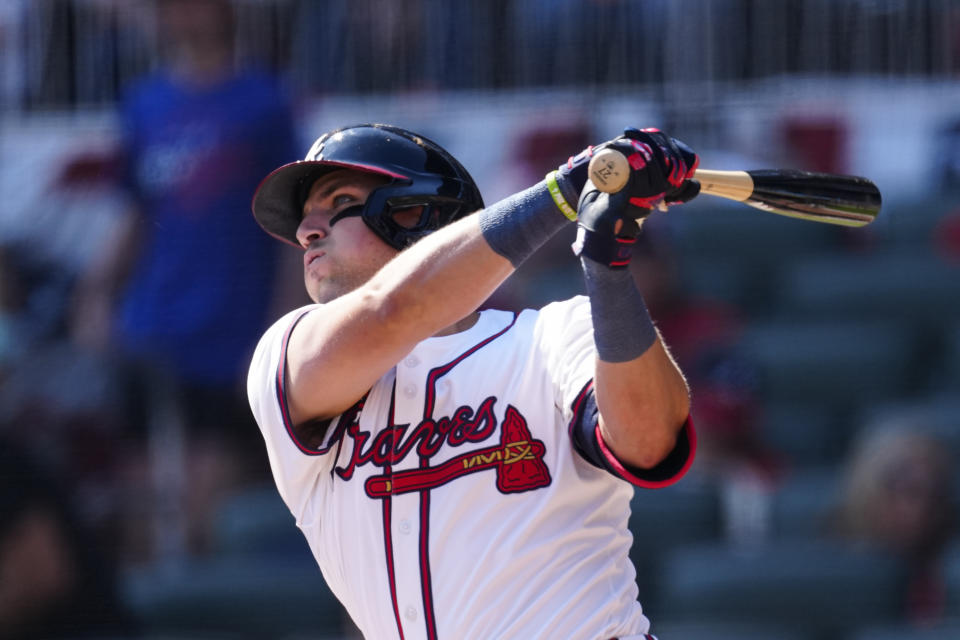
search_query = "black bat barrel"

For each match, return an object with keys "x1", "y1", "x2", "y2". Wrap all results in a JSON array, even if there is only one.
[{"x1": 745, "y1": 170, "x2": 882, "y2": 227}]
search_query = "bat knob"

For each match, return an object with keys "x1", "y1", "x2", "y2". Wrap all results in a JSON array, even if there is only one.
[{"x1": 588, "y1": 148, "x2": 630, "y2": 193}]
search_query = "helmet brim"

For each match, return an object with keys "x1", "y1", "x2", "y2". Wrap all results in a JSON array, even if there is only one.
[{"x1": 251, "y1": 159, "x2": 408, "y2": 247}]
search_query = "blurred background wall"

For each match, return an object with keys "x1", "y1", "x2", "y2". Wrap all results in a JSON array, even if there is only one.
[{"x1": 1, "y1": 1, "x2": 960, "y2": 639}]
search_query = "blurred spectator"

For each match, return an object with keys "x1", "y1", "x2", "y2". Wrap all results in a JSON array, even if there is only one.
[
  {"x1": 831, "y1": 424, "x2": 957, "y2": 625},
  {"x1": 0, "y1": 337, "x2": 145, "y2": 562},
  {"x1": 70, "y1": 0, "x2": 302, "y2": 558},
  {"x1": 0, "y1": 437, "x2": 133, "y2": 640}
]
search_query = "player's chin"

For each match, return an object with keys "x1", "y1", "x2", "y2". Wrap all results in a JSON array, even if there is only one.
[
  {"x1": 304, "y1": 274, "x2": 328, "y2": 304},
  {"x1": 305, "y1": 275, "x2": 348, "y2": 305},
  {"x1": 306, "y1": 284, "x2": 331, "y2": 304}
]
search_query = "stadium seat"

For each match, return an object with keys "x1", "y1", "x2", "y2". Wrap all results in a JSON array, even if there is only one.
[
  {"x1": 125, "y1": 486, "x2": 351, "y2": 639},
  {"x1": 673, "y1": 199, "x2": 845, "y2": 264},
  {"x1": 848, "y1": 621, "x2": 960, "y2": 640},
  {"x1": 777, "y1": 252, "x2": 960, "y2": 327},
  {"x1": 677, "y1": 257, "x2": 766, "y2": 311},
  {"x1": 630, "y1": 480, "x2": 723, "y2": 548},
  {"x1": 941, "y1": 542, "x2": 960, "y2": 620},
  {"x1": 943, "y1": 323, "x2": 960, "y2": 394},
  {"x1": 768, "y1": 466, "x2": 842, "y2": 540},
  {"x1": 855, "y1": 394, "x2": 960, "y2": 461},
  {"x1": 655, "y1": 539, "x2": 906, "y2": 636},
  {"x1": 212, "y1": 484, "x2": 311, "y2": 561},
  {"x1": 649, "y1": 619, "x2": 808, "y2": 640},
  {"x1": 629, "y1": 480, "x2": 723, "y2": 612},
  {"x1": 872, "y1": 196, "x2": 960, "y2": 253},
  {"x1": 734, "y1": 320, "x2": 916, "y2": 411},
  {"x1": 122, "y1": 557, "x2": 348, "y2": 638},
  {"x1": 671, "y1": 199, "x2": 846, "y2": 314},
  {"x1": 759, "y1": 401, "x2": 847, "y2": 467}
]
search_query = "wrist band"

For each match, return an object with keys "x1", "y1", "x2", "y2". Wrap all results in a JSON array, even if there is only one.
[
  {"x1": 479, "y1": 181, "x2": 572, "y2": 268},
  {"x1": 581, "y1": 256, "x2": 658, "y2": 362},
  {"x1": 545, "y1": 170, "x2": 578, "y2": 221}
]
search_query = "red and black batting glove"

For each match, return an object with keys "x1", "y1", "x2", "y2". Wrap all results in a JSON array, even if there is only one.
[
  {"x1": 556, "y1": 127, "x2": 701, "y2": 212},
  {"x1": 569, "y1": 129, "x2": 700, "y2": 268},
  {"x1": 571, "y1": 188, "x2": 642, "y2": 269},
  {"x1": 618, "y1": 127, "x2": 701, "y2": 207}
]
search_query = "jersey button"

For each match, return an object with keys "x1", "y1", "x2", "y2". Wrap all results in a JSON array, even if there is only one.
[
  {"x1": 405, "y1": 606, "x2": 417, "y2": 621},
  {"x1": 399, "y1": 519, "x2": 411, "y2": 534},
  {"x1": 403, "y1": 384, "x2": 416, "y2": 398},
  {"x1": 404, "y1": 355, "x2": 419, "y2": 368}
]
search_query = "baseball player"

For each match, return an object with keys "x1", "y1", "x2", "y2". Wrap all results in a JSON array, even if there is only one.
[{"x1": 247, "y1": 123, "x2": 700, "y2": 639}]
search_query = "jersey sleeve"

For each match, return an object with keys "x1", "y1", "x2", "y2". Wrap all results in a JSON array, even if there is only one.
[
  {"x1": 247, "y1": 304, "x2": 338, "y2": 519},
  {"x1": 534, "y1": 296, "x2": 598, "y2": 418},
  {"x1": 568, "y1": 380, "x2": 696, "y2": 488},
  {"x1": 535, "y1": 296, "x2": 695, "y2": 488}
]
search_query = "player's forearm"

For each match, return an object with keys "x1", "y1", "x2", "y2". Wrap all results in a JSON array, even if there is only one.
[
  {"x1": 363, "y1": 214, "x2": 515, "y2": 336},
  {"x1": 580, "y1": 256, "x2": 690, "y2": 469}
]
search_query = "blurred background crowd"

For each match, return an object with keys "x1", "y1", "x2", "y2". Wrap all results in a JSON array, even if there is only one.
[{"x1": 1, "y1": 0, "x2": 959, "y2": 639}]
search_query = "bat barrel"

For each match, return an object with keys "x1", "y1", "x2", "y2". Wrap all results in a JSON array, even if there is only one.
[{"x1": 745, "y1": 170, "x2": 881, "y2": 227}]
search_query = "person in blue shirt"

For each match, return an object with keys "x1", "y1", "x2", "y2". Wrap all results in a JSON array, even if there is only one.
[{"x1": 72, "y1": 0, "x2": 301, "y2": 555}]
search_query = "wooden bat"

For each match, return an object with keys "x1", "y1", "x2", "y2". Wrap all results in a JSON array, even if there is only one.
[{"x1": 587, "y1": 147, "x2": 881, "y2": 227}]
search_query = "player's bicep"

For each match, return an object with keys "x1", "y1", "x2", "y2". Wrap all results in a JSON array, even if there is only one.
[{"x1": 283, "y1": 291, "x2": 415, "y2": 424}]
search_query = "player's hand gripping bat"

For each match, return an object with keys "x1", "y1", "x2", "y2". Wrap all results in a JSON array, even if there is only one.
[{"x1": 587, "y1": 147, "x2": 881, "y2": 227}]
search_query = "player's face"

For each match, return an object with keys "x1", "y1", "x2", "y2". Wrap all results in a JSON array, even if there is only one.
[{"x1": 297, "y1": 169, "x2": 398, "y2": 303}]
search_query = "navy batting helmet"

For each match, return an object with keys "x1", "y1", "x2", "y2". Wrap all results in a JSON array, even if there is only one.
[{"x1": 252, "y1": 123, "x2": 484, "y2": 250}]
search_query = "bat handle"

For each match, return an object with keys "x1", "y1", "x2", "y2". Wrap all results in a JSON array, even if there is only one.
[
  {"x1": 692, "y1": 169, "x2": 754, "y2": 201},
  {"x1": 585, "y1": 147, "x2": 677, "y2": 215},
  {"x1": 587, "y1": 148, "x2": 631, "y2": 193},
  {"x1": 588, "y1": 147, "x2": 757, "y2": 202}
]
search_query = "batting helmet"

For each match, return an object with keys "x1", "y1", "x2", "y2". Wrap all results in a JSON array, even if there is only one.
[{"x1": 252, "y1": 123, "x2": 484, "y2": 250}]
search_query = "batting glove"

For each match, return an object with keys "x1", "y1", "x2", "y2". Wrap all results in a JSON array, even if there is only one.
[
  {"x1": 556, "y1": 127, "x2": 701, "y2": 212},
  {"x1": 571, "y1": 188, "x2": 643, "y2": 269}
]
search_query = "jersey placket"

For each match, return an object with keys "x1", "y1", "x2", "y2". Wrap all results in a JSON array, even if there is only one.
[{"x1": 386, "y1": 354, "x2": 431, "y2": 640}]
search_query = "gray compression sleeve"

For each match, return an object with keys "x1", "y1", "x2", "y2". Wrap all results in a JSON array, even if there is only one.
[
  {"x1": 478, "y1": 181, "x2": 572, "y2": 267},
  {"x1": 581, "y1": 256, "x2": 658, "y2": 362}
]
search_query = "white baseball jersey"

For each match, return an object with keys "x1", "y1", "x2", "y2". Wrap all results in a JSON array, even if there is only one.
[{"x1": 247, "y1": 295, "x2": 694, "y2": 640}]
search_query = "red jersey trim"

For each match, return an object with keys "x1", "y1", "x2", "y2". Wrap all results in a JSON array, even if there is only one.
[
  {"x1": 274, "y1": 307, "x2": 363, "y2": 456},
  {"x1": 594, "y1": 417, "x2": 697, "y2": 489}
]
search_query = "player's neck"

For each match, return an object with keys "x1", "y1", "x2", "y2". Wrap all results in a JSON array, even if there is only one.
[{"x1": 433, "y1": 312, "x2": 480, "y2": 337}]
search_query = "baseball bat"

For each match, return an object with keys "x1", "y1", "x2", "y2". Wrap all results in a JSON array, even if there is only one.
[{"x1": 587, "y1": 148, "x2": 881, "y2": 227}]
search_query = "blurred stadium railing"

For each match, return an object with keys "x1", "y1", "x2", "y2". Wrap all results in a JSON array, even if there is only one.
[{"x1": 3, "y1": 0, "x2": 959, "y2": 113}]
